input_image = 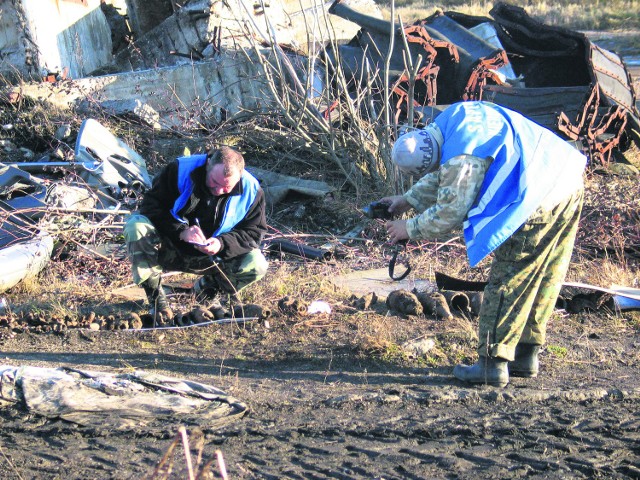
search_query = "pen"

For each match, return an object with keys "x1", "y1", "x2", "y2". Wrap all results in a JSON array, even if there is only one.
[{"x1": 191, "y1": 218, "x2": 209, "y2": 247}]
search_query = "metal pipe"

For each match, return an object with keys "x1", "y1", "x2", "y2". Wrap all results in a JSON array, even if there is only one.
[
  {"x1": 264, "y1": 239, "x2": 332, "y2": 260},
  {"x1": 328, "y1": 0, "x2": 402, "y2": 37}
]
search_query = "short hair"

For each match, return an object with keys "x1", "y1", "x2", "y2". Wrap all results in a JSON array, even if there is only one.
[{"x1": 206, "y1": 146, "x2": 244, "y2": 177}]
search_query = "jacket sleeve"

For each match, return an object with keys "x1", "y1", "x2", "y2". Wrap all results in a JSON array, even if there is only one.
[
  {"x1": 138, "y1": 161, "x2": 187, "y2": 245},
  {"x1": 405, "y1": 155, "x2": 490, "y2": 240},
  {"x1": 403, "y1": 170, "x2": 440, "y2": 212},
  {"x1": 216, "y1": 188, "x2": 267, "y2": 260}
]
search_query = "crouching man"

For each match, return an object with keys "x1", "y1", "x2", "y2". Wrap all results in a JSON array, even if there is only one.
[
  {"x1": 124, "y1": 146, "x2": 269, "y2": 325},
  {"x1": 378, "y1": 101, "x2": 586, "y2": 387}
]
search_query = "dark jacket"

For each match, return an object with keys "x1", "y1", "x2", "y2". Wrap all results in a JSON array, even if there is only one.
[{"x1": 139, "y1": 160, "x2": 267, "y2": 260}]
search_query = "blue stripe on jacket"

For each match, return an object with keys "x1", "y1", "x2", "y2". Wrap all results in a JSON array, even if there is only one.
[
  {"x1": 170, "y1": 153, "x2": 260, "y2": 235},
  {"x1": 434, "y1": 102, "x2": 586, "y2": 267}
]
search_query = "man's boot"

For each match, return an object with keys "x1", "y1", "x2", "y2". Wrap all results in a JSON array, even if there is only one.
[
  {"x1": 193, "y1": 274, "x2": 240, "y2": 305},
  {"x1": 453, "y1": 356, "x2": 509, "y2": 387},
  {"x1": 142, "y1": 274, "x2": 173, "y2": 326},
  {"x1": 193, "y1": 275, "x2": 221, "y2": 301},
  {"x1": 509, "y1": 344, "x2": 540, "y2": 378}
]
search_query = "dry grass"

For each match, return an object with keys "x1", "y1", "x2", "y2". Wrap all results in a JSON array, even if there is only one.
[
  {"x1": 241, "y1": 259, "x2": 351, "y2": 305},
  {"x1": 144, "y1": 426, "x2": 229, "y2": 480},
  {"x1": 379, "y1": 0, "x2": 640, "y2": 31}
]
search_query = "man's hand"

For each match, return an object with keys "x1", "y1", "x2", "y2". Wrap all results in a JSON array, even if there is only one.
[
  {"x1": 194, "y1": 237, "x2": 222, "y2": 255},
  {"x1": 385, "y1": 219, "x2": 409, "y2": 244},
  {"x1": 180, "y1": 225, "x2": 208, "y2": 246},
  {"x1": 379, "y1": 195, "x2": 412, "y2": 215},
  {"x1": 179, "y1": 225, "x2": 222, "y2": 255}
]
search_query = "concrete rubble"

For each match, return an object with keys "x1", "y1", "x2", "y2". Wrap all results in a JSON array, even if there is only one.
[
  {"x1": 1, "y1": 0, "x2": 380, "y2": 129},
  {"x1": 2, "y1": 0, "x2": 637, "y2": 165}
]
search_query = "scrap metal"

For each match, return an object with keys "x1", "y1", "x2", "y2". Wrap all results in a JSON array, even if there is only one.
[{"x1": 326, "y1": 0, "x2": 640, "y2": 166}]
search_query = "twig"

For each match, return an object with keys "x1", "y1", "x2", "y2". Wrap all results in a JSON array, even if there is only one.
[
  {"x1": 434, "y1": 236, "x2": 462, "y2": 251},
  {"x1": 147, "y1": 432, "x2": 180, "y2": 479},
  {"x1": 398, "y1": 13, "x2": 421, "y2": 128},
  {"x1": 383, "y1": 0, "x2": 396, "y2": 137},
  {"x1": 215, "y1": 450, "x2": 229, "y2": 480},
  {"x1": 0, "y1": 442, "x2": 24, "y2": 480},
  {"x1": 264, "y1": 232, "x2": 373, "y2": 243},
  {"x1": 179, "y1": 426, "x2": 195, "y2": 480},
  {"x1": 193, "y1": 448, "x2": 229, "y2": 479},
  {"x1": 293, "y1": 318, "x2": 339, "y2": 329},
  {"x1": 562, "y1": 359, "x2": 604, "y2": 365},
  {"x1": 45, "y1": 206, "x2": 131, "y2": 215},
  {"x1": 74, "y1": 240, "x2": 114, "y2": 261}
]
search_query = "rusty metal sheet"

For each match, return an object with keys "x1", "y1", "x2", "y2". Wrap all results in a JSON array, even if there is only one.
[
  {"x1": 590, "y1": 44, "x2": 637, "y2": 113},
  {"x1": 416, "y1": 13, "x2": 509, "y2": 101},
  {"x1": 327, "y1": 0, "x2": 639, "y2": 161}
]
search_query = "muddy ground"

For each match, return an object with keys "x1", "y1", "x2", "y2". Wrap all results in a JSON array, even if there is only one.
[
  {"x1": 1, "y1": 301, "x2": 639, "y2": 480},
  {"x1": 1, "y1": 219, "x2": 640, "y2": 480},
  {"x1": 1, "y1": 148, "x2": 640, "y2": 478},
  {"x1": 2, "y1": 169, "x2": 640, "y2": 479}
]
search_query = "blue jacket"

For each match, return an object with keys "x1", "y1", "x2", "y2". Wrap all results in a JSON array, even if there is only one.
[
  {"x1": 434, "y1": 102, "x2": 586, "y2": 266},
  {"x1": 170, "y1": 154, "x2": 260, "y2": 236}
]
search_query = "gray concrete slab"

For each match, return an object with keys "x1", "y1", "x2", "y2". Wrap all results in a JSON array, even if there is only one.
[{"x1": 331, "y1": 267, "x2": 436, "y2": 300}]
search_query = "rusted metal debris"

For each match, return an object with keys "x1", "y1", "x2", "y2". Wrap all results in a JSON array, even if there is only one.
[
  {"x1": 2, "y1": 1, "x2": 637, "y2": 167},
  {"x1": 327, "y1": 0, "x2": 640, "y2": 166},
  {"x1": 0, "y1": 118, "x2": 149, "y2": 294}
]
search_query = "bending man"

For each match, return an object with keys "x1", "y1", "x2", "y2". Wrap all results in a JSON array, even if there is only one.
[
  {"x1": 124, "y1": 146, "x2": 269, "y2": 325},
  {"x1": 379, "y1": 101, "x2": 586, "y2": 387}
]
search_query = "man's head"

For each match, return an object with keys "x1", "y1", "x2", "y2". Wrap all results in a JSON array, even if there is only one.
[
  {"x1": 205, "y1": 146, "x2": 244, "y2": 196},
  {"x1": 391, "y1": 123, "x2": 444, "y2": 176}
]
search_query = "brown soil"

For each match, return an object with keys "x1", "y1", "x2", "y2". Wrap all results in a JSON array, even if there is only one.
[{"x1": 1, "y1": 303, "x2": 639, "y2": 479}]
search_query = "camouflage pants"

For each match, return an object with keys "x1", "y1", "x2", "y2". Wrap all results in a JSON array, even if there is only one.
[
  {"x1": 123, "y1": 213, "x2": 268, "y2": 293},
  {"x1": 477, "y1": 188, "x2": 584, "y2": 361}
]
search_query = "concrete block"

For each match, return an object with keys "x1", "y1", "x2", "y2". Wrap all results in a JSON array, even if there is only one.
[{"x1": 0, "y1": 0, "x2": 112, "y2": 80}]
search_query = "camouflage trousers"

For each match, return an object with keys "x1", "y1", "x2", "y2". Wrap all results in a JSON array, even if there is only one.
[
  {"x1": 123, "y1": 213, "x2": 268, "y2": 294},
  {"x1": 477, "y1": 188, "x2": 584, "y2": 361}
]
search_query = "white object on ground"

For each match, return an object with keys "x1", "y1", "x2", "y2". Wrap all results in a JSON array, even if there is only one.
[
  {"x1": 0, "y1": 233, "x2": 54, "y2": 293},
  {"x1": 307, "y1": 300, "x2": 332, "y2": 314}
]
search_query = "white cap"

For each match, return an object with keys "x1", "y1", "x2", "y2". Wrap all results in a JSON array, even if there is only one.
[{"x1": 392, "y1": 123, "x2": 444, "y2": 176}]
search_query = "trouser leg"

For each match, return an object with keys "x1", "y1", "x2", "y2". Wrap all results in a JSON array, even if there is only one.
[
  {"x1": 123, "y1": 213, "x2": 163, "y2": 285},
  {"x1": 477, "y1": 188, "x2": 583, "y2": 361},
  {"x1": 518, "y1": 193, "x2": 582, "y2": 344},
  {"x1": 202, "y1": 249, "x2": 269, "y2": 294},
  {"x1": 123, "y1": 214, "x2": 175, "y2": 323},
  {"x1": 124, "y1": 214, "x2": 268, "y2": 294},
  {"x1": 124, "y1": 212, "x2": 220, "y2": 281}
]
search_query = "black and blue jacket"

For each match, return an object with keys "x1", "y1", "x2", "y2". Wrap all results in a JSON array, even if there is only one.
[{"x1": 139, "y1": 154, "x2": 267, "y2": 260}]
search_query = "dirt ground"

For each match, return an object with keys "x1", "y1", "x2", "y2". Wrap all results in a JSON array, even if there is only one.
[
  {"x1": 1, "y1": 135, "x2": 640, "y2": 476},
  {"x1": 1, "y1": 301, "x2": 639, "y2": 480},
  {"x1": 1, "y1": 139, "x2": 640, "y2": 479}
]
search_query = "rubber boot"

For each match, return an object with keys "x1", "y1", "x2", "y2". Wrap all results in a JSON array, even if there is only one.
[
  {"x1": 509, "y1": 344, "x2": 540, "y2": 378},
  {"x1": 194, "y1": 274, "x2": 239, "y2": 305},
  {"x1": 193, "y1": 275, "x2": 221, "y2": 301},
  {"x1": 453, "y1": 356, "x2": 509, "y2": 387},
  {"x1": 142, "y1": 274, "x2": 173, "y2": 327}
]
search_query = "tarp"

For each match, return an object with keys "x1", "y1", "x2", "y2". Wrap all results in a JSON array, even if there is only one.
[{"x1": 0, "y1": 365, "x2": 248, "y2": 430}]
